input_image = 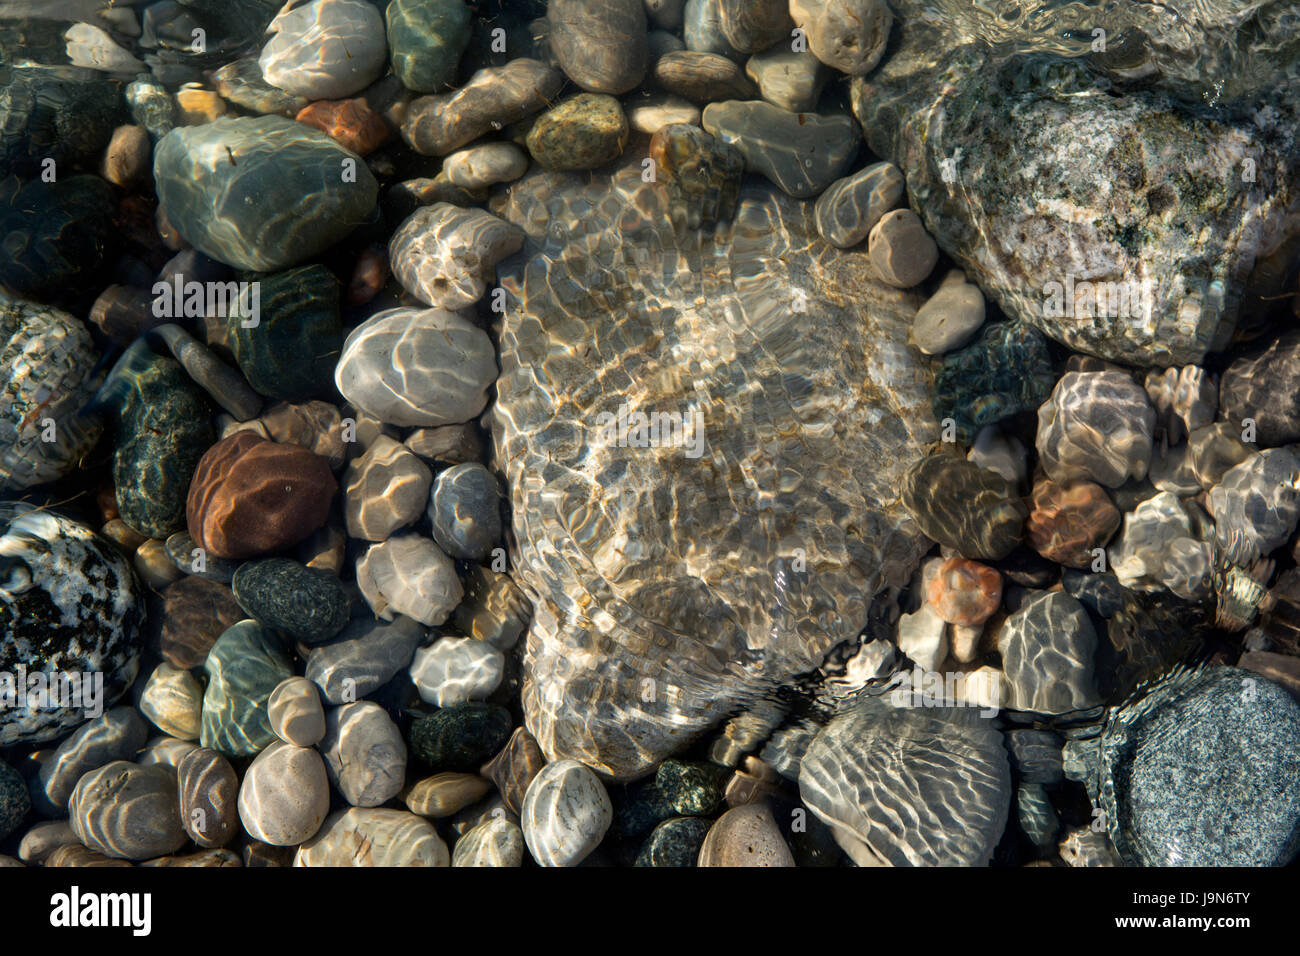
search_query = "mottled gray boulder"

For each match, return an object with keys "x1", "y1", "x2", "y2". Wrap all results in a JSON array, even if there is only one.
[
  {"x1": 1207, "y1": 448, "x2": 1300, "y2": 566},
  {"x1": 996, "y1": 591, "x2": 1101, "y2": 715},
  {"x1": 702, "y1": 100, "x2": 859, "y2": 198},
  {"x1": 548, "y1": 0, "x2": 648, "y2": 94},
  {"x1": 799, "y1": 699, "x2": 1010, "y2": 865},
  {"x1": 154, "y1": 117, "x2": 378, "y2": 272}
]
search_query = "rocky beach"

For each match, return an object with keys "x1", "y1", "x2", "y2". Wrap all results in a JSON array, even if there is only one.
[{"x1": 0, "y1": 0, "x2": 1299, "y2": 874}]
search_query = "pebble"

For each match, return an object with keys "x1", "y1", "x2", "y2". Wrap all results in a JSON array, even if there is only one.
[
  {"x1": 45, "y1": 845, "x2": 133, "y2": 867},
  {"x1": 1108, "y1": 491, "x2": 1213, "y2": 601},
  {"x1": 1207, "y1": 448, "x2": 1300, "y2": 565},
  {"x1": 548, "y1": 0, "x2": 649, "y2": 94},
  {"x1": 647, "y1": 28, "x2": 687, "y2": 60},
  {"x1": 402, "y1": 59, "x2": 565, "y2": 156},
  {"x1": 320, "y1": 702, "x2": 407, "y2": 807},
  {"x1": 296, "y1": 808, "x2": 449, "y2": 866},
  {"x1": 66, "y1": 21, "x2": 145, "y2": 71},
  {"x1": 335, "y1": 307, "x2": 498, "y2": 426},
  {"x1": 526, "y1": 94, "x2": 630, "y2": 171},
  {"x1": 1059, "y1": 826, "x2": 1122, "y2": 867},
  {"x1": 901, "y1": 454, "x2": 1027, "y2": 560},
  {"x1": 697, "y1": 801, "x2": 794, "y2": 866},
  {"x1": 386, "y1": 0, "x2": 472, "y2": 93},
  {"x1": 717, "y1": 0, "x2": 791, "y2": 53},
  {"x1": 186, "y1": 432, "x2": 337, "y2": 559},
  {"x1": 210, "y1": 56, "x2": 309, "y2": 118},
  {"x1": 913, "y1": 270, "x2": 987, "y2": 353},
  {"x1": 925, "y1": 557, "x2": 1002, "y2": 627},
  {"x1": 1144, "y1": 365, "x2": 1217, "y2": 445},
  {"x1": 306, "y1": 614, "x2": 426, "y2": 705},
  {"x1": 1004, "y1": 729, "x2": 1064, "y2": 785},
  {"x1": 174, "y1": 85, "x2": 227, "y2": 125},
  {"x1": 996, "y1": 591, "x2": 1101, "y2": 715},
  {"x1": 442, "y1": 143, "x2": 530, "y2": 189},
  {"x1": 70, "y1": 761, "x2": 188, "y2": 861},
  {"x1": 522, "y1": 759, "x2": 614, "y2": 867},
  {"x1": 157, "y1": 576, "x2": 244, "y2": 669},
  {"x1": 0, "y1": 760, "x2": 28, "y2": 842},
  {"x1": 653, "y1": 51, "x2": 754, "y2": 103},
  {"x1": 261, "y1": 401, "x2": 347, "y2": 469},
  {"x1": 389, "y1": 203, "x2": 524, "y2": 310},
  {"x1": 636, "y1": 816, "x2": 712, "y2": 866},
  {"x1": 147, "y1": 322, "x2": 262, "y2": 421},
  {"x1": 481, "y1": 727, "x2": 547, "y2": 814},
  {"x1": 1017, "y1": 782, "x2": 1059, "y2": 847},
  {"x1": 268, "y1": 678, "x2": 327, "y2": 748},
  {"x1": 295, "y1": 97, "x2": 390, "y2": 156},
  {"x1": 100, "y1": 124, "x2": 151, "y2": 188},
  {"x1": 1218, "y1": 328, "x2": 1300, "y2": 447},
  {"x1": 428, "y1": 462, "x2": 504, "y2": 560},
  {"x1": 356, "y1": 533, "x2": 464, "y2": 625},
  {"x1": 868, "y1": 208, "x2": 938, "y2": 288},
  {"x1": 237, "y1": 741, "x2": 331, "y2": 846},
  {"x1": 164, "y1": 531, "x2": 242, "y2": 583},
  {"x1": 896, "y1": 601, "x2": 948, "y2": 671},
  {"x1": 259, "y1": 0, "x2": 387, "y2": 100},
  {"x1": 139, "y1": 663, "x2": 203, "y2": 740},
  {"x1": 232, "y1": 558, "x2": 351, "y2": 643},
  {"x1": 153, "y1": 116, "x2": 379, "y2": 272},
  {"x1": 455, "y1": 565, "x2": 532, "y2": 650},
  {"x1": 406, "y1": 772, "x2": 492, "y2": 817},
  {"x1": 1187, "y1": 422, "x2": 1253, "y2": 490},
  {"x1": 103, "y1": 517, "x2": 147, "y2": 553},
  {"x1": 177, "y1": 747, "x2": 239, "y2": 848},
  {"x1": 701, "y1": 100, "x2": 859, "y2": 198},
  {"x1": 745, "y1": 46, "x2": 830, "y2": 112},
  {"x1": 18, "y1": 820, "x2": 78, "y2": 864},
  {"x1": 1036, "y1": 371, "x2": 1156, "y2": 488},
  {"x1": 200, "y1": 620, "x2": 295, "y2": 758},
  {"x1": 344, "y1": 435, "x2": 433, "y2": 541},
  {"x1": 789, "y1": 0, "x2": 893, "y2": 74},
  {"x1": 409, "y1": 703, "x2": 513, "y2": 771},
  {"x1": 409, "y1": 636, "x2": 505, "y2": 707},
  {"x1": 932, "y1": 321, "x2": 1056, "y2": 443},
  {"x1": 90, "y1": 285, "x2": 159, "y2": 346},
  {"x1": 452, "y1": 816, "x2": 525, "y2": 867},
  {"x1": 684, "y1": 0, "x2": 739, "y2": 58},
  {"x1": 1025, "y1": 478, "x2": 1121, "y2": 569},
  {"x1": 133, "y1": 538, "x2": 184, "y2": 589},
  {"x1": 137, "y1": 735, "x2": 198, "y2": 768},
  {"x1": 626, "y1": 93, "x2": 701, "y2": 133}
]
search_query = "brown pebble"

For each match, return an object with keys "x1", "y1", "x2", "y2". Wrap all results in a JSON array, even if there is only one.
[
  {"x1": 480, "y1": 727, "x2": 546, "y2": 815},
  {"x1": 1025, "y1": 478, "x2": 1121, "y2": 569},
  {"x1": 155, "y1": 576, "x2": 245, "y2": 670},
  {"x1": 100, "y1": 124, "x2": 151, "y2": 188},
  {"x1": 296, "y1": 98, "x2": 390, "y2": 156},
  {"x1": 405, "y1": 773, "x2": 492, "y2": 818}
]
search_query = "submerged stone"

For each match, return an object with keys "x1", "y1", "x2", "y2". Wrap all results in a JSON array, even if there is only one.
[
  {"x1": 386, "y1": 0, "x2": 473, "y2": 93},
  {"x1": 0, "y1": 174, "x2": 116, "y2": 299},
  {"x1": 932, "y1": 321, "x2": 1055, "y2": 444}
]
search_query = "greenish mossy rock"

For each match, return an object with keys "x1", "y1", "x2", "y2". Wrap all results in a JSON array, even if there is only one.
[
  {"x1": 525, "y1": 94, "x2": 629, "y2": 171},
  {"x1": 153, "y1": 116, "x2": 379, "y2": 272},
  {"x1": 230, "y1": 264, "x2": 343, "y2": 401},
  {"x1": 98, "y1": 341, "x2": 215, "y2": 540},
  {"x1": 0, "y1": 174, "x2": 116, "y2": 299},
  {"x1": 231, "y1": 558, "x2": 350, "y2": 642},
  {"x1": 932, "y1": 321, "x2": 1055, "y2": 444},
  {"x1": 387, "y1": 0, "x2": 473, "y2": 93},
  {"x1": 654, "y1": 759, "x2": 725, "y2": 816},
  {"x1": 200, "y1": 620, "x2": 294, "y2": 758},
  {"x1": 408, "y1": 703, "x2": 512, "y2": 770},
  {"x1": 635, "y1": 816, "x2": 711, "y2": 866}
]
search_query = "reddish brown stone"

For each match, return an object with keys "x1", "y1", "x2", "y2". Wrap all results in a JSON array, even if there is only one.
[
  {"x1": 156, "y1": 576, "x2": 245, "y2": 669},
  {"x1": 186, "y1": 432, "x2": 337, "y2": 559},
  {"x1": 295, "y1": 98, "x2": 390, "y2": 156},
  {"x1": 347, "y1": 245, "x2": 389, "y2": 305},
  {"x1": 924, "y1": 556, "x2": 1002, "y2": 626},
  {"x1": 479, "y1": 726, "x2": 546, "y2": 815},
  {"x1": 1025, "y1": 477, "x2": 1121, "y2": 569}
]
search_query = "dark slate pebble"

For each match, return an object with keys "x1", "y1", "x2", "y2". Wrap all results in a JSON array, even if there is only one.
[
  {"x1": 0, "y1": 759, "x2": 30, "y2": 842},
  {"x1": 232, "y1": 558, "x2": 350, "y2": 643},
  {"x1": 428, "y1": 462, "x2": 503, "y2": 561},
  {"x1": 932, "y1": 321, "x2": 1055, "y2": 444},
  {"x1": 0, "y1": 69, "x2": 126, "y2": 179},
  {"x1": 900, "y1": 453, "x2": 1027, "y2": 560},
  {"x1": 634, "y1": 816, "x2": 711, "y2": 867},
  {"x1": 199, "y1": 620, "x2": 294, "y2": 758},
  {"x1": 1004, "y1": 729, "x2": 1064, "y2": 785},
  {"x1": 1061, "y1": 569, "x2": 1128, "y2": 619},
  {"x1": 408, "y1": 703, "x2": 513, "y2": 771}
]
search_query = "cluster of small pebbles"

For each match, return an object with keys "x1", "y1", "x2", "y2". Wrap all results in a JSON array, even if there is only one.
[{"x1": 0, "y1": 0, "x2": 1298, "y2": 873}]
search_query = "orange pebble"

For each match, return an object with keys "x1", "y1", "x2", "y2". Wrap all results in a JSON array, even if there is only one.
[
  {"x1": 295, "y1": 98, "x2": 390, "y2": 156},
  {"x1": 925, "y1": 557, "x2": 1002, "y2": 626}
]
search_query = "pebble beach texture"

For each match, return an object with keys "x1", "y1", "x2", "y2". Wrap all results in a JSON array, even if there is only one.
[{"x1": 0, "y1": 0, "x2": 1299, "y2": 874}]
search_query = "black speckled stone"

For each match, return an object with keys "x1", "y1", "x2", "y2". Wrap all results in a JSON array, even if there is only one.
[
  {"x1": 229, "y1": 264, "x2": 343, "y2": 402},
  {"x1": 655, "y1": 759, "x2": 725, "y2": 816},
  {"x1": 408, "y1": 703, "x2": 512, "y2": 771},
  {"x1": 634, "y1": 816, "x2": 710, "y2": 867},
  {"x1": 0, "y1": 174, "x2": 117, "y2": 300},
  {"x1": 613, "y1": 776, "x2": 675, "y2": 842},
  {"x1": 231, "y1": 558, "x2": 349, "y2": 642},
  {"x1": 0, "y1": 759, "x2": 30, "y2": 841}
]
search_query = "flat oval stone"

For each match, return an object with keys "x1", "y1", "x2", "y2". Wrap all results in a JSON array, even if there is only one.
[
  {"x1": 522, "y1": 759, "x2": 614, "y2": 867},
  {"x1": 813, "y1": 162, "x2": 904, "y2": 250},
  {"x1": 356, "y1": 533, "x2": 463, "y2": 625},
  {"x1": 389, "y1": 203, "x2": 525, "y2": 310},
  {"x1": 305, "y1": 614, "x2": 426, "y2": 705},
  {"x1": 702, "y1": 100, "x2": 860, "y2": 198},
  {"x1": 211, "y1": 56, "x2": 309, "y2": 117},
  {"x1": 70, "y1": 761, "x2": 188, "y2": 861},
  {"x1": 428, "y1": 461, "x2": 503, "y2": 560},
  {"x1": 996, "y1": 591, "x2": 1101, "y2": 715},
  {"x1": 139, "y1": 663, "x2": 203, "y2": 740},
  {"x1": 442, "y1": 143, "x2": 530, "y2": 189},
  {"x1": 526, "y1": 93, "x2": 630, "y2": 171},
  {"x1": 0, "y1": 506, "x2": 144, "y2": 747},
  {"x1": 868, "y1": 208, "x2": 938, "y2": 287},
  {"x1": 548, "y1": 0, "x2": 648, "y2": 94},
  {"x1": 177, "y1": 747, "x2": 239, "y2": 848},
  {"x1": 386, "y1": 0, "x2": 473, "y2": 93},
  {"x1": 901, "y1": 454, "x2": 1027, "y2": 560},
  {"x1": 335, "y1": 307, "x2": 498, "y2": 427},
  {"x1": 697, "y1": 801, "x2": 794, "y2": 866},
  {"x1": 452, "y1": 816, "x2": 525, "y2": 866},
  {"x1": 653, "y1": 51, "x2": 754, "y2": 103},
  {"x1": 17, "y1": 820, "x2": 77, "y2": 864},
  {"x1": 295, "y1": 808, "x2": 449, "y2": 866},
  {"x1": 320, "y1": 701, "x2": 407, "y2": 807},
  {"x1": 717, "y1": 0, "x2": 791, "y2": 53},
  {"x1": 268, "y1": 677, "x2": 326, "y2": 747},
  {"x1": 232, "y1": 558, "x2": 350, "y2": 643},
  {"x1": 913, "y1": 270, "x2": 986, "y2": 353},
  {"x1": 200, "y1": 620, "x2": 295, "y2": 758},
  {"x1": 745, "y1": 45, "x2": 830, "y2": 112},
  {"x1": 259, "y1": 0, "x2": 387, "y2": 100},
  {"x1": 409, "y1": 636, "x2": 505, "y2": 707},
  {"x1": 153, "y1": 116, "x2": 379, "y2": 272},
  {"x1": 409, "y1": 703, "x2": 513, "y2": 771},
  {"x1": 406, "y1": 772, "x2": 492, "y2": 818},
  {"x1": 626, "y1": 93, "x2": 701, "y2": 133},
  {"x1": 35, "y1": 708, "x2": 149, "y2": 814},
  {"x1": 238, "y1": 740, "x2": 331, "y2": 845}
]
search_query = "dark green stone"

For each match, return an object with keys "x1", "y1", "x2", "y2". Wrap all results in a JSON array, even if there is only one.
[
  {"x1": 98, "y1": 341, "x2": 215, "y2": 540},
  {"x1": 0, "y1": 758, "x2": 30, "y2": 842},
  {"x1": 613, "y1": 776, "x2": 675, "y2": 842},
  {"x1": 200, "y1": 620, "x2": 294, "y2": 758},
  {"x1": 386, "y1": 0, "x2": 473, "y2": 93},
  {"x1": 231, "y1": 558, "x2": 350, "y2": 642},
  {"x1": 0, "y1": 68, "x2": 126, "y2": 179},
  {"x1": 408, "y1": 703, "x2": 512, "y2": 770},
  {"x1": 634, "y1": 816, "x2": 710, "y2": 867},
  {"x1": 655, "y1": 759, "x2": 725, "y2": 816},
  {"x1": 932, "y1": 321, "x2": 1055, "y2": 443},
  {"x1": 230, "y1": 264, "x2": 343, "y2": 401},
  {"x1": 0, "y1": 174, "x2": 117, "y2": 299}
]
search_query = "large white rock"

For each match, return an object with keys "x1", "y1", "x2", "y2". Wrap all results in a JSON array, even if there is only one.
[
  {"x1": 259, "y1": 0, "x2": 387, "y2": 99},
  {"x1": 409, "y1": 635, "x2": 504, "y2": 707},
  {"x1": 521, "y1": 759, "x2": 613, "y2": 866}
]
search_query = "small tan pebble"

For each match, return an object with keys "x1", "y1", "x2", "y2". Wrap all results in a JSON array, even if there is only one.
[
  {"x1": 237, "y1": 741, "x2": 331, "y2": 846},
  {"x1": 405, "y1": 773, "x2": 492, "y2": 818},
  {"x1": 951, "y1": 623, "x2": 984, "y2": 663},
  {"x1": 268, "y1": 676, "x2": 326, "y2": 747},
  {"x1": 18, "y1": 821, "x2": 79, "y2": 864},
  {"x1": 133, "y1": 538, "x2": 183, "y2": 589},
  {"x1": 441, "y1": 142, "x2": 530, "y2": 190},
  {"x1": 139, "y1": 662, "x2": 203, "y2": 740},
  {"x1": 101, "y1": 517, "x2": 147, "y2": 554},
  {"x1": 100, "y1": 124, "x2": 151, "y2": 188},
  {"x1": 868, "y1": 208, "x2": 939, "y2": 288},
  {"x1": 137, "y1": 735, "x2": 199, "y2": 768},
  {"x1": 45, "y1": 845, "x2": 133, "y2": 867},
  {"x1": 626, "y1": 93, "x2": 701, "y2": 134},
  {"x1": 697, "y1": 801, "x2": 795, "y2": 867},
  {"x1": 175, "y1": 85, "x2": 227, "y2": 125},
  {"x1": 913, "y1": 270, "x2": 986, "y2": 354}
]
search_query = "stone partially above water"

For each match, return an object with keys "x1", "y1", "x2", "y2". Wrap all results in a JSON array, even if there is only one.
[
  {"x1": 154, "y1": 116, "x2": 379, "y2": 272},
  {"x1": 702, "y1": 101, "x2": 859, "y2": 198}
]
